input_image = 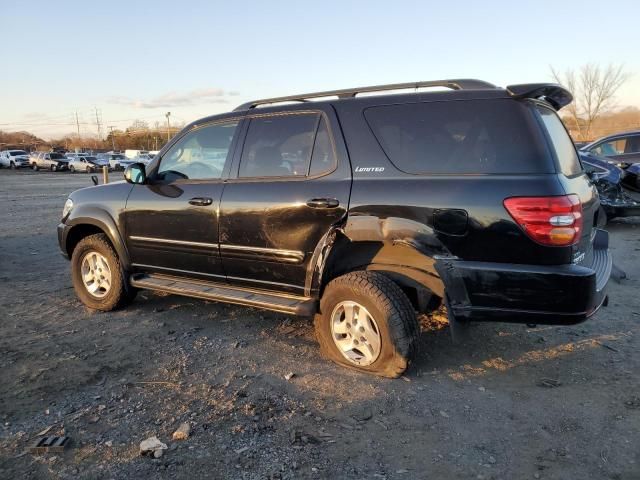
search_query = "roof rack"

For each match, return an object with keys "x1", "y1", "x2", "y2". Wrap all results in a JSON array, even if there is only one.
[{"x1": 234, "y1": 79, "x2": 496, "y2": 111}]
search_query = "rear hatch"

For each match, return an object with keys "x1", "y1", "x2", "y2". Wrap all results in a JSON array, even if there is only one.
[{"x1": 535, "y1": 105, "x2": 599, "y2": 266}]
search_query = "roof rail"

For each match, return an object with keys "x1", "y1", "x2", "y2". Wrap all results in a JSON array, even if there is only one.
[
  {"x1": 234, "y1": 79, "x2": 496, "y2": 111},
  {"x1": 506, "y1": 83, "x2": 573, "y2": 111}
]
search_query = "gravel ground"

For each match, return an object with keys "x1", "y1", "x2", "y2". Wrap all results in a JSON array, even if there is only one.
[{"x1": 0, "y1": 169, "x2": 639, "y2": 480}]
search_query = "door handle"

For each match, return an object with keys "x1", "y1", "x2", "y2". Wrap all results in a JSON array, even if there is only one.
[
  {"x1": 188, "y1": 197, "x2": 213, "y2": 206},
  {"x1": 306, "y1": 198, "x2": 340, "y2": 209}
]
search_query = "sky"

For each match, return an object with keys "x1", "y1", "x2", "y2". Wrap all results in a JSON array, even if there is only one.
[{"x1": 1, "y1": 0, "x2": 639, "y2": 140}]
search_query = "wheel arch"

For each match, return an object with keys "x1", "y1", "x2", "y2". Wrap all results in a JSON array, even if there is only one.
[
  {"x1": 305, "y1": 220, "x2": 447, "y2": 312},
  {"x1": 65, "y1": 211, "x2": 130, "y2": 269}
]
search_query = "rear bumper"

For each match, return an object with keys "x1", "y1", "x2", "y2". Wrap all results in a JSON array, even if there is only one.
[{"x1": 437, "y1": 229, "x2": 612, "y2": 325}]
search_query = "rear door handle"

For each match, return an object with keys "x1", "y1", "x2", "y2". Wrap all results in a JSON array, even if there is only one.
[
  {"x1": 306, "y1": 198, "x2": 340, "y2": 209},
  {"x1": 188, "y1": 197, "x2": 213, "y2": 206}
]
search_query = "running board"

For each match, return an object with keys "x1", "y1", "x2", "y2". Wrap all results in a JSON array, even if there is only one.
[{"x1": 130, "y1": 273, "x2": 316, "y2": 316}]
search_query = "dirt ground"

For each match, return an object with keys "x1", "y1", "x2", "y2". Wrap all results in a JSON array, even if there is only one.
[{"x1": 0, "y1": 169, "x2": 639, "y2": 480}]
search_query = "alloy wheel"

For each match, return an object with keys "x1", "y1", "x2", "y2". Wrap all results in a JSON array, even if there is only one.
[
  {"x1": 330, "y1": 300, "x2": 382, "y2": 366},
  {"x1": 80, "y1": 251, "x2": 112, "y2": 298}
]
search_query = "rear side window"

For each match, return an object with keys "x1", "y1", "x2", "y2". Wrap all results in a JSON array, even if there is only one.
[
  {"x1": 364, "y1": 99, "x2": 551, "y2": 174},
  {"x1": 308, "y1": 118, "x2": 336, "y2": 176},
  {"x1": 239, "y1": 113, "x2": 320, "y2": 178},
  {"x1": 536, "y1": 106, "x2": 581, "y2": 176}
]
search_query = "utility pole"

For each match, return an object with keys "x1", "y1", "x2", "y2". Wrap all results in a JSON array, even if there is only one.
[
  {"x1": 75, "y1": 111, "x2": 81, "y2": 150},
  {"x1": 108, "y1": 126, "x2": 116, "y2": 151},
  {"x1": 94, "y1": 107, "x2": 102, "y2": 141},
  {"x1": 165, "y1": 112, "x2": 171, "y2": 142}
]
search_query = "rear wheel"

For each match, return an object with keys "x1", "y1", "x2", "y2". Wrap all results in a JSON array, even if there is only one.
[
  {"x1": 32, "y1": 163, "x2": 38, "y2": 171},
  {"x1": 71, "y1": 233, "x2": 136, "y2": 311},
  {"x1": 69, "y1": 165, "x2": 75, "y2": 173},
  {"x1": 50, "y1": 164, "x2": 57, "y2": 172},
  {"x1": 315, "y1": 271, "x2": 419, "y2": 378},
  {"x1": 10, "y1": 162, "x2": 16, "y2": 169}
]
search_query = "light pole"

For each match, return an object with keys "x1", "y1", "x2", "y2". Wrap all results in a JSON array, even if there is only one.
[{"x1": 165, "y1": 112, "x2": 171, "y2": 142}]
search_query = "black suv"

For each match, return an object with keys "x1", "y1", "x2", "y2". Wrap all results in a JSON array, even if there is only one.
[{"x1": 58, "y1": 79, "x2": 612, "y2": 377}]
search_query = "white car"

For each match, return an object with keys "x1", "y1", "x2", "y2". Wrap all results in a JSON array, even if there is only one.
[
  {"x1": 0, "y1": 150, "x2": 31, "y2": 169},
  {"x1": 68, "y1": 155, "x2": 109, "y2": 173},
  {"x1": 132, "y1": 154, "x2": 154, "y2": 165},
  {"x1": 96, "y1": 153, "x2": 132, "y2": 170}
]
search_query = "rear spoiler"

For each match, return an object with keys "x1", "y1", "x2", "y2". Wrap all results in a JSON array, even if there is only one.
[{"x1": 506, "y1": 83, "x2": 573, "y2": 111}]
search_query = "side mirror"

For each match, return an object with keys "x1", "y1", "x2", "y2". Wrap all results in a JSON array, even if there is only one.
[{"x1": 124, "y1": 163, "x2": 147, "y2": 184}]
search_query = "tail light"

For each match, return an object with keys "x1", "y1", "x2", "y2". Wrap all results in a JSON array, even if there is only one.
[{"x1": 503, "y1": 195, "x2": 582, "y2": 246}]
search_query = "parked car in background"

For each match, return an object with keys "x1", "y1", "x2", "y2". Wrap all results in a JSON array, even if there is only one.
[
  {"x1": 132, "y1": 153, "x2": 154, "y2": 165},
  {"x1": 580, "y1": 131, "x2": 640, "y2": 168},
  {"x1": 31, "y1": 152, "x2": 69, "y2": 171},
  {"x1": 579, "y1": 151, "x2": 640, "y2": 223},
  {"x1": 125, "y1": 149, "x2": 150, "y2": 159},
  {"x1": 69, "y1": 155, "x2": 109, "y2": 173},
  {"x1": 0, "y1": 150, "x2": 31, "y2": 168},
  {"x1": 97, "y1": 153, "x2": 133, "y2": 170}
]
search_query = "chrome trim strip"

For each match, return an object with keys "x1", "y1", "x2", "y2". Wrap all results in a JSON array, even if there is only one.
[
  {"x1": 129, "y1": 236, "x2": 217, "y2": 249},
  {"x1": 131, "y1": 263, "x2": 226, "y2": 280},
  {"x1": 130, "y1": 236, "x2": 304, "y2": 263},
  {"x1": 219, "y1": 244, "x2": 303, "y2": 257}
]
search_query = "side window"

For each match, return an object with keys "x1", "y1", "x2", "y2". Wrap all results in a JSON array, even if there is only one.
[
  {"x1": 592, "y1": 139, "x2": 626, "y2": 156},
  {"x1": 239, "y1": 113, "x2": 319, "y2": 178},
  {"x1": 308, "y1": 118, "x2": 336, "y2": 176},
  {"x1": 625, "y1": 135, "x2": 640, "y2": 154},
  {"x1": 537, "y1": 106, "x2": 582, "y2": 176},
  {"x1": 157, "y1": 121, "x2": 238, "y2": 181}
]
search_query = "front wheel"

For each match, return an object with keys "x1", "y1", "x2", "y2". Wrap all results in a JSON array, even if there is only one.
[
  {"x1": 10, "y1": 162, "x2": 16, "y2": 170},
  {"x1": 69, "y1": 165, "x2": 75, "y2": 173},
  {"x1": 50, "y1": 164, "x2": 57, "y2": 172},
  {"x1": 315, "y1": 271, "x2": 419, "y2": 378},
  {"x1": 32, "y1": 163, "x2": 38, "y2": 171},
  {"x1": 71, "y1": 233, "x2": 136, "y2": 311}
]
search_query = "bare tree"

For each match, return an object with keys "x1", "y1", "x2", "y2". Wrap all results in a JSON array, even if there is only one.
[{"x1": 551, "y1": 63, "x2": 630, "y2": 140}]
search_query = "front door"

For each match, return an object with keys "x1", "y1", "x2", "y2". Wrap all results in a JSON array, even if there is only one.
[
  {"x1": 124, "y1": 119, "x2": 241, "y2": 281},
  {"x1": 219, "y1": 107, "x2": 351, "y2": 294}
]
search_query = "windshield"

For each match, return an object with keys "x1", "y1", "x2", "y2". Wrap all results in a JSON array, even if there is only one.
[
  {"x1": 84, "y1": 156, "x2": 98, "y2": 163},
  {"x1": 9, "y1": 150, "x2": 28, "y2": 156}
]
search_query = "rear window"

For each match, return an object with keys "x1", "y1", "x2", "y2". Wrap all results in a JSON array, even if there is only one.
[
  {"x1": 50, "y1": 153, "x2": 65, "y2": 159},
  {"x1": 536, "y1": 106, "x2": 581, "y2": 176},
  {"x1": 9, "y1": 150, "x2": 27, "y2": 156},
  {"x1": 364, "y1": 99, "x2": 551, "y2": 174}
]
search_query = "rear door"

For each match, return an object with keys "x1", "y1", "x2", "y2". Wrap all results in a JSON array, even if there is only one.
[
  {"x1": 536, "y1": 105, "x2": 599, "y2": 265},
  {"x1": 219, "y1": 106, "x2": 351, "y2": 294}
]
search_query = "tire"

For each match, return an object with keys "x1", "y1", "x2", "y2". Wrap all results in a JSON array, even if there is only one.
[
  {"x1": 32, "y1": 163, "x2": 38, "y2": 171},
  {"x1": 71, "y1": 233, "x2": 136, "y2": 311},
  {"x1": 69, "y1": 165, "x2": 75, "y2": 173},
  {"x1": 50, "y1": 164, "x2": 57, "y2": 172},
  {"x1": 314, "y1": 271, "x2": 419, "y2": 378},
  {"x1": 10, "y1": 162, "x2": 16, "y2": 170}
]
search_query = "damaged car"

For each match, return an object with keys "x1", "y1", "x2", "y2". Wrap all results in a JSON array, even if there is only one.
[
  {"x1": 580, "y1": 151, "x2": 640, "y2": 224},
  {"x1": 58, "y1": 79, "x2": 612, "y2": 378}
]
